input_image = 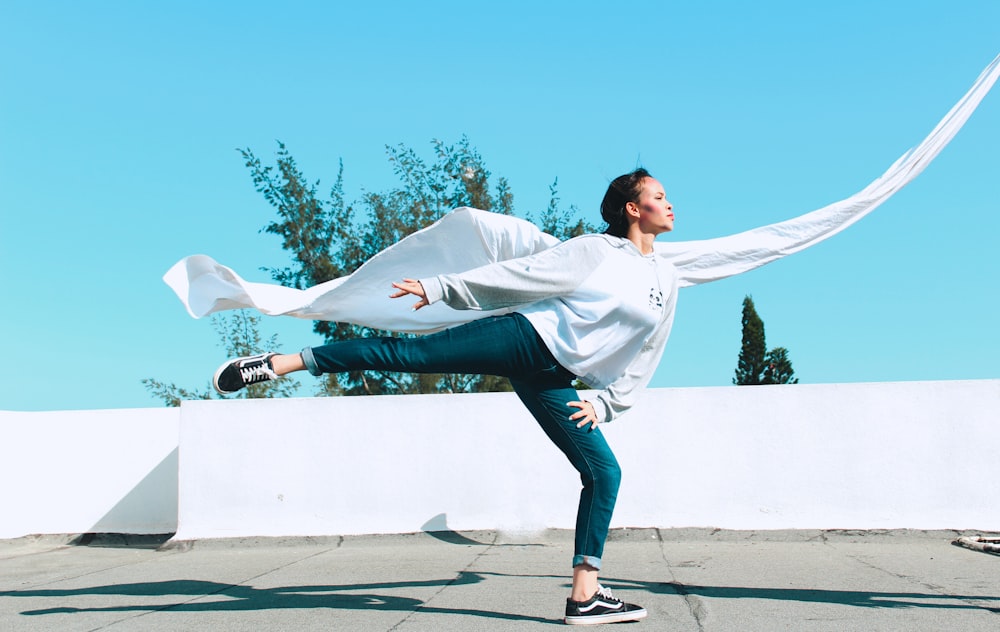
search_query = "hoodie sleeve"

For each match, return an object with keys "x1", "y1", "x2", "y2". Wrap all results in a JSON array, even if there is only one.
[{"x1": 420, "y1": 235, "x2": 611, "y2": 311}]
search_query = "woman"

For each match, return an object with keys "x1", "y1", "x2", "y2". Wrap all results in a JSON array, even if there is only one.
[{"x1": 212, "y1": 168, "x2": 674, "y2": 625}]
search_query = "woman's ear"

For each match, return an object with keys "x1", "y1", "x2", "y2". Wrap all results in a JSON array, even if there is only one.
[{"x1": 624, "y1": 200, "x2": 641, "y2": 219}]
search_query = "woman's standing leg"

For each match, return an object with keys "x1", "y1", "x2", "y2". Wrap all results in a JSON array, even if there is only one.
[
  {"x1": 507, "y1": 377, "x2": 621, "y2": 596},
  {"x1": 509, "y1": 376, "x2": 645, "y2": 623}
]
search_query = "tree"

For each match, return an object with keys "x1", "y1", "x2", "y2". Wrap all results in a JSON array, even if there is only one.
[
  {"x1": 734, "y1": 295, "x2": 768, "y2": 385},
  {"x1": 143, "y1": 310, "x2": 300, "y2": 406},
  {"x1": 763, "y1": 346, "x2": 799, "y2": 385},
  {"x1": 240, "y1": 136, "x2": 596, "y2": 397},
  {"x1": 530, "y1": 178, "x2": 591, "y2": 240},
  {"x1": 733, "y1": 295, "x2": 798, "y2": 385}
]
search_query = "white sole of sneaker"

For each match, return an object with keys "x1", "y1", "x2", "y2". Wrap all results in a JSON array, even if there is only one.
[{"x1": 564, "y1": 608, "x2": 648, "y2": 625}]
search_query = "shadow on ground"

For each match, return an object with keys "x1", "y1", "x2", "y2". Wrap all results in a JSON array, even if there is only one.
[
  {"x1": 2, "y1": 572, "x2": 557, "y2": 624},
  {"x1": 612, "y1": 579, "x2": 1000, "y2": 614},
  {"x1": 4, "y1": 572, "x2": 998, "y2": 620}
]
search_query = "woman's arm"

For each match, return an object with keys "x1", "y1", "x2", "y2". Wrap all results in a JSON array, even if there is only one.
[{"x1": 419, "y1": 236, "x2": 611, "y2": 311}]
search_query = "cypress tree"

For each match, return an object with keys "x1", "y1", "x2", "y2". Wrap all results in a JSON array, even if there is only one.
[{"x1": 734, "y1": 295, "x2": 767, "y2": 385}]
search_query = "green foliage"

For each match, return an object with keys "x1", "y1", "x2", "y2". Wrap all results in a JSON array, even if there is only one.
[
  {"x1": 763, "y1": 346, "x2": 799, "y2": 385},
  {"x1": 143, "y1": 311, "x2": 300, "y2": 406},
  {"x1": 241, "y1": 136, "x2": 594, "y2": 397},
  {"x1": 734, "y1": 296, "x2": 767, "y2": 385},
  {"x1": 527, "y1": 178, "x2": 595, "y2": 241},
  {"x1": 140, "y1": 380, "x2": 213, "y2": 408},
  {"x1": 733, "y1": 295, "x2": 798, "y2": 385}
]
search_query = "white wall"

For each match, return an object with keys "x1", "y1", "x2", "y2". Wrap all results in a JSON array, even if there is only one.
[
  {"x1": 0, "y1": 408, "x2": 179, "y2": 539},
  {"x1": 174, "y1": 380, "x2": 999, "y2": 540},
  {"x1": 3, "y1": 381, "x2": 995, "y2": 540},
  {"x1": 611, "y1": 380, "x2": 998, "y2": 530}
]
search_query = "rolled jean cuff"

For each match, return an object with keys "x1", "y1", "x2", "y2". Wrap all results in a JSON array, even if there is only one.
[
  {"x1": 573, "y1": 555, "x2": 602, "y2": 571},
  {"x1": 301, "y1": 347, "x2": 322, "y2": 377}
]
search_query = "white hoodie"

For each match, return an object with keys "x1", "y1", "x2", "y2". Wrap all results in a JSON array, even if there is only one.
[{"x1": 421, "y1": 234, "x2": 679, "y2": 423}]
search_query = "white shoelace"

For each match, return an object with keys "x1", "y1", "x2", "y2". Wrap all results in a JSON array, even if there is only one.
[
  {"x1": 239, "y1": 363, "x2": 277, "y2": 384},
  {"x1": 594, "y1": 585, "x2": 620, "y2": 603}
]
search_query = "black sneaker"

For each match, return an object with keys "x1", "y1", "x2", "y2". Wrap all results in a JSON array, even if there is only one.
[
  {"x1": 213, "y1": 353, "x2": 278, "y2": 394},
  {"x1": 564, "y1": 585, "x2": 647, "y2": 625}
]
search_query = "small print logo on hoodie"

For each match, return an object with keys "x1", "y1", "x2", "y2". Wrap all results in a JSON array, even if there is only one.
[{"x1": 649, "y1": 288, "x2": 664, "y2": 310}]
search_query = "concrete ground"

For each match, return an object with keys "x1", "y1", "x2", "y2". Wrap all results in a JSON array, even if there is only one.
[{"x1": 1, "y1": 528, "x2": 998, "y2": 631}]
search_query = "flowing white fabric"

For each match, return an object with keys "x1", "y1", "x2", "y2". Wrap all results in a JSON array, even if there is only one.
[
  {"x1": 165, "y1": 54, "x2": 999, "y2": 330},
  {"x1": 164, "y1": 208, "x2": 559, "y2": 333}
]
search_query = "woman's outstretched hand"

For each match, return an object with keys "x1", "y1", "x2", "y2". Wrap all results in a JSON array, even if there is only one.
[
  {"x1": 390, "y1": 279, "x2": 429, "y2": 311},
  {"x1": 568, "y1": 400, "x2": 599, "y2": 432}
]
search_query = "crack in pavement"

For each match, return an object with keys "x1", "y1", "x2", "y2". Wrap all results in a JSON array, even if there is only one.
[
  {"x1": 94, "y1": 539, "x2": 345, "y2": 631},
  {"x1": 656, "y1": 528, "x2": 708, "y2": 631},
  {"x1": 387, "y1": 531, "x2": 500, "y2": 631}
]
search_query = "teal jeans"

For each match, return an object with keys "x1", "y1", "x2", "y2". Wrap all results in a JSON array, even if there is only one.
[{"x1": 301, "y1": 313, "x2": 621, "y2": 570}]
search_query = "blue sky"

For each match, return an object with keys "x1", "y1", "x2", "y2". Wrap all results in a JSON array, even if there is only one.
[{"x1": 1, "y1": 1, "x2": 997, "y2": 411}]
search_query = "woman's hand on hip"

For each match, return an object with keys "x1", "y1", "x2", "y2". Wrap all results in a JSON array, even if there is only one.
[
  {"x1": 568, "y1": 400, "x2": 599, "y2": 432},
  {"x1": 390, "y1": 279, "x2": 429, "y2": 311}
]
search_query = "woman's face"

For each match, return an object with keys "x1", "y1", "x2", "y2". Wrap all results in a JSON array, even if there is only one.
[{"x1": 633, "y1": 177, "x2": 674, "y2": 234}]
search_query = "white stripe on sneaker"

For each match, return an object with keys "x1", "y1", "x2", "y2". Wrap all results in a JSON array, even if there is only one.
[{"x1": 577, "y1": 599, "x2": 624, "y2": 613}]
